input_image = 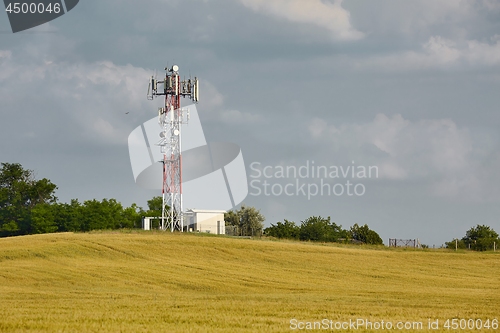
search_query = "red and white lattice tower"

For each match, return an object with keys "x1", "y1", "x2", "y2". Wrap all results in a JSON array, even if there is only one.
[{"x1": 147, "y1": 64, "x2": 199, "y2": 231}]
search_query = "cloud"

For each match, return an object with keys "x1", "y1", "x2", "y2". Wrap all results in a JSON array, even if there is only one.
[
  {"x1": 239, "y1": 0, "x2": 364, "y2": 40},
  {"x1": 356, "y1": 35, "x2": 500, "y2": 70},
  {"x1": 465, "y1": 38, "x2": 500, "y2": 66},
  {"x1": 422, "y1": 36, "x2": 461, "y2": 65},
  {"x1": 308, "y1": 118, "x2": 328, "y2": 139},
  {"x1": 0, "y1": 50, "x2": 11, "y2": 59},
  {"x1": 200, "y1": 80, "x2": 224, "y2": 111},
  {"x1": 348, "y1": 0, "x2": 478, "y2": 39},
  {"x1": 198, "y1": 80, "x2": 263, "y2": 124},
  {"x1": 480, "y1": 0, "x2": 500, "y2": 11},
  {"x1": 219, "y1": 109, "x2": 263, "y2": 124},
  {"x1": 0, "y1": 48, "x2": 153, "y2": 146},
  {"x1": 307, "y1": 114, "x2": 500, "y2": 201},
  {"x1": 395, "y1": 0, "x2": 474, "y2": 33}
]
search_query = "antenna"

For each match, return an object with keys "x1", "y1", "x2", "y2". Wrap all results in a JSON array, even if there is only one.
[
  {"x1": 193, "y1": 77, "x2": 199, "y2": 102},
  {"x1": 147, "y1": 76, "x2": 154, "y2": 100},
  {"x1": 146, "y1": 64, "x2": 199, "y2": 232},
  {"x1": 154, "y1": 69, "x2": 158, "y2": 87}
]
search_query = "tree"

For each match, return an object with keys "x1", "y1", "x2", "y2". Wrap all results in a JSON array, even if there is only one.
[
  {"x1": 224, "y1": 205, "x2": 265, "y2": 236},
  {"x1": 239, "y1": 205, "x2": 265, "y2": 236},
  {"x1": 79, "y1": 198, "x2": 132, "y2": 231},
  {"x1": 224, "y1": 210, "x2": 239, "y2": 227},
  {"x1": 121, "y1": 203, "x2": 143, "y2": 229},
  {"x1": 145, "y1": 196, "x2": 163, "y2": 217},
  {"x1": 144, "y1": 196, "x2": 170, "y2": 218},
  {"x1": 0, "y1": 164, "x2": 157, "y2": 236},
  {"x1": 446, "y1": 224, "x2": 499, "y2": 251},
  {"x1": 299, "y1": 216, "x2": 347, "y2": 242},
  {"x1": 31, "y1": 203, "x2": 58, "y2": 234},
  {"x1": 349, "y1": 223, "x2": 383, "y2": 245},
  {"x1": 55, "y1": 199, "x2": 84, "y2": 232},
  {"x1": 0, "y1": 163, "x2": 57, "y2": 237},
  {"x1": 141, "y1": 196, "x2": 169, "y2": 229},
  {"x1": 264, "y1": 219, "x2": 300, "y2": 240}
]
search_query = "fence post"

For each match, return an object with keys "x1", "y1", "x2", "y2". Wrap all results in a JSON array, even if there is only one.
[{"x1": 455, "y1": 239, "x2": 458, "y2": 251}]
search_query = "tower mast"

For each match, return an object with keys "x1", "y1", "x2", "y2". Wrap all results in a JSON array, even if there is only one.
[{"x1": 147, "y1": 64, "x2": 199, "y2": 231}]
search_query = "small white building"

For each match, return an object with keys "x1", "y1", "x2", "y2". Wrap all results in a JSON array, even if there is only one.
[
  {"x1": 142, "y1": 217, "x2": 161, "y2": 230},
  {"x1": 186, "y1": 209, "x2": 226, "y2": 235},
  {"x1": 142, "y1": 217, "x2": 152, "y2": 230}
]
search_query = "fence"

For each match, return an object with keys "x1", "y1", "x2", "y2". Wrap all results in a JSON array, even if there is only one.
[
  {"x1": 225, "y1": 225, "x2": 240, "y2": 236},
  {"x1": 389, "y1": 239, "x2": 421, "y2": 248},
  {"x1": 225, "y1": 225, "x2": 262, "y2": 237}
]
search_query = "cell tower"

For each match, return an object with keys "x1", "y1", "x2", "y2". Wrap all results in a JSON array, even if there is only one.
[{"x1": 147, "y1": 65, "x2": 199, "y2": 231}]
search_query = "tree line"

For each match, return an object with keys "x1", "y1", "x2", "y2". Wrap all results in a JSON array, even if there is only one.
[
  {"x1": 263, "y1": 216, "x2": 384, "y2": 245},
  {"x1": 0, "y1": 162, "x2": 390, "y2": 246},
  {"x1": 0, "y1": 163, "x2": 163, "y2": 237},
  {"x1": 223, "y1": 206, "x2": 384, "y2": 245},
  {"x1": 445, "y1": 225, "x2": 499, "y2": 251},
  {"x1": 3, "y1": 162, "x2": 498, "y2": 251}
]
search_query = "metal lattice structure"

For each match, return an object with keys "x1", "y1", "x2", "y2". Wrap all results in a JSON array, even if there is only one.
[
  {"x1": 389, "y1": 239, "x2": 421, "y2": 248},
  {"x1": 147, "y1": 65, "x2": 199, "y2": 231}
]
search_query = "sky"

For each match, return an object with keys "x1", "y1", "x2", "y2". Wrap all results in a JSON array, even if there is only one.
[{"x1": 1, "y1": 0, "x2": 500, "y2": 246}]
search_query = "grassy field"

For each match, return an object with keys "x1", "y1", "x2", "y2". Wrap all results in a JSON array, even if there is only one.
[{"x1": 0, "y1": 231, "x2": 498, "y2": 332}]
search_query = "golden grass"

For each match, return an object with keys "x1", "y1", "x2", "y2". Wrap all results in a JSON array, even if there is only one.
[{"x1": 0, "y1": 232, "x2": 498, "y2": 332}]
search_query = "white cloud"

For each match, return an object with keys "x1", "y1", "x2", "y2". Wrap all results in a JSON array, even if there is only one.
[
  {"x1": 92, "y1": 118, "x2": 120, "y2": 141},
  {"x1": 357, "y1": 35, "x2": 500, "y2": 71},
  {"x1": 0, "y1": 50, "x2": 15, "y2": 81},
  {"x1": 423, "y1": 36, "x2": 461, "y2": 65},
  {"x1": 198, "y1": 80, "x2": 263, "y2": 124},
  {"x1": 350, "y1": 0, "x2": 477, "y2": 38},
  {"x1": 308, "y1": 114, "x2": 500, "y2": 201},
  {"x1": 0, "y1": 50, "x2": 153, "y2": 145},
  {"x1": 0, "y1": 50, "x2": 11, "y2": 59},
  {"x1": 239, "y1": 0, "x2": 364, "y2": 40},
  {"x1": 397, "y1": 0, "x2": 474, "y2": 32},
  {"x1": 464, "y1": 39, "x2": 500, "y2": 66},
  {"x1": 481, "y1": 0, "x2": 500, "y2": 10},
  {"x1": 219, "y1": 109, "x2": 263, "y2": 124},
  {"x1": 200, "y1": 80, "x2": 224, "y2": 111},
  {"x1": 307, "y1": 117, "x2": 328, "y2": 139}
]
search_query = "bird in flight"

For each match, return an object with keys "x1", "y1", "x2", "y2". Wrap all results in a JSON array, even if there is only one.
[{"x1": 125, "y1": 112, "x2": 130, "y2": 114}]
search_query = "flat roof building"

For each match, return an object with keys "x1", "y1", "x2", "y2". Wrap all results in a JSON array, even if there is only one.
[{"x1": 186, "y1": 209, "x2": 226, "y2": 235}]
